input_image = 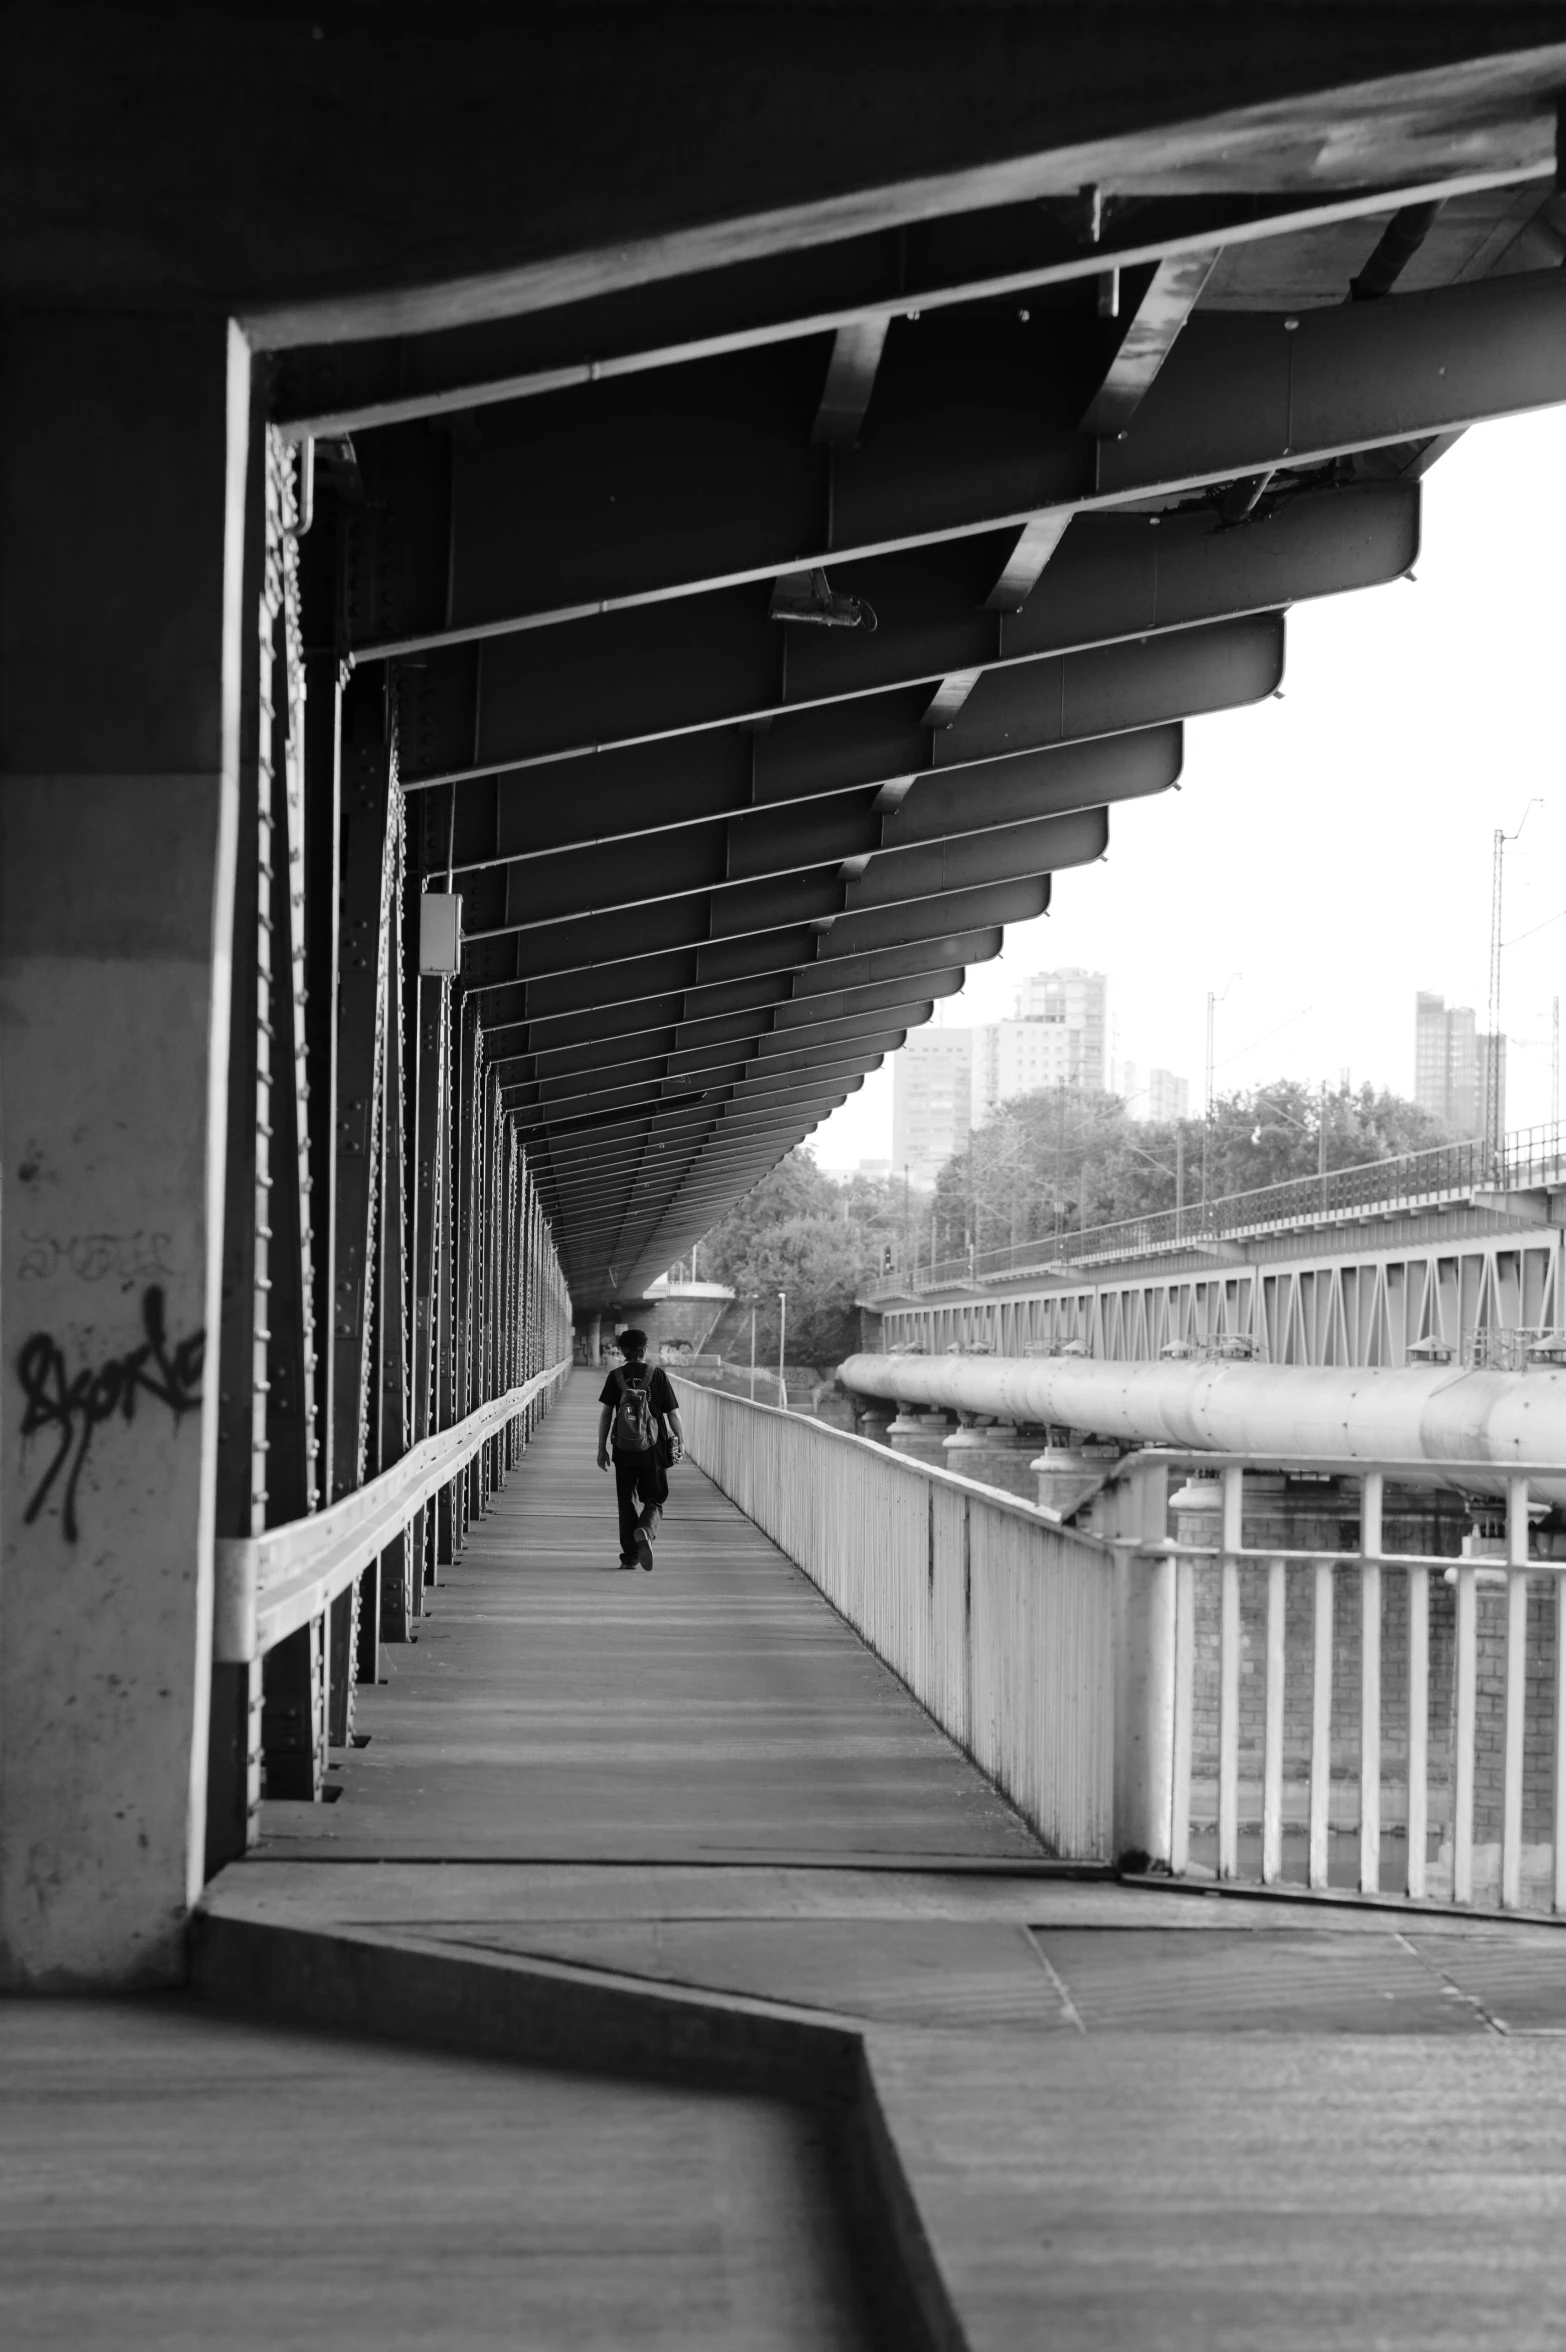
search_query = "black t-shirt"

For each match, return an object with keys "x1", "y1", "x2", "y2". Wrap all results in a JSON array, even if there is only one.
[{"x1": 599, "y1": 1363, "x2": 677, "y2": 1425}]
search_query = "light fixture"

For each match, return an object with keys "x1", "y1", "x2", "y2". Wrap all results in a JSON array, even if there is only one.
[
  {"x1": 418, "y1": 892, "x2": 462, "y2": 976},
  {"x1": 768, "y1": 567, "x2": 877, "y2": 632}
]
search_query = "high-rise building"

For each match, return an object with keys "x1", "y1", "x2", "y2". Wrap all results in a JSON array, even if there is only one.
[
  {"x1": 1146, "y1": 1068, "x2": 1191, "y2": 1123},
  {"x1": 891, "y1": 1027, "x2": 973, "y2": 1187},
  {"x1": 1414, "y1": 991, "x2": 1449, "y2": 1118},
  {"x1": 970, "y1": 967, "x2": 1108, "y2": 1123},
  {"x1": 1013, "y1": 967, "x2": 1108, "y2": 1088},
  {"x1": 1413, "y1": 992, "x2": 1502, "y2": 1139},
  {"x1": 1114, "y1": 1058, "x2": 1188, "y2": 1122},
  {"x1": 1478, "y1": 1029, "x2": 1507, "y2": 1141}
]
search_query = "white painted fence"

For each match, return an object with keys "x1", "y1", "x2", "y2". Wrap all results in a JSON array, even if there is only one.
[
  {"x1": 673, "y1": 1378, "x2": 1116, "y2": 1860},
  {"x1": 1142, "y1": 1452, "x2": 1566, "y2": 1913},
  {"x1": 678, "y1": 1384, "x2": 1566, "y2": 1914}
]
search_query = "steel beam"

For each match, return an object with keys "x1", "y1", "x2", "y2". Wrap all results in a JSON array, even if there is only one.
[
  {"x1": 529, "y1": 1080, "x2": 866, "y2": 1182},
  {"x1": 481, "y1": 963, "x2": 967, "y2": 1078},
  {"x1": 465, "y1": 799, "x2": 1111, "y2": 982},
  {"x1": 558, "y1": 1181, "x2": 846, "y2": 1256},
  {"x1": 463, "y1": 718, "x2": 1183, "y2": 946},
  {"x1": 521, "y1": 1057, "x2": 884, "y2": 1154},
  {"x1": 505, "y1": 1028, "x2": 909, "y2": 1126},
  {"x1": 472, "y1": 926, "x2": 1001, "y2": 1039},
  {"x1": 555, "y1": 1162, "x2": 814, "y2": 1227},
  {"x1": 278, "y1": 165, "x2": 1551, "y2": 439},
  {"x1": 1080, "y1": 248, "x2": 1220, "y2": 437},
  {"x1": 467, "y1": 879, "x2": 1046, "y2": 1019},
  {"x1": 490, "y1": 988, "x2": 940, "y2": 1092},
  {"x1": 398, "y1": 484, "x2": 1413, "y2": 782},
  {"x1": 554, "y1": 1164, "x2": 848, "y2": 1255},
  {"x1": 446, "y1": 619, "x2": 1271, "y2": 895},
  {"x1": 354, "y1": 270, "x2": 1566, "y2": 657}
]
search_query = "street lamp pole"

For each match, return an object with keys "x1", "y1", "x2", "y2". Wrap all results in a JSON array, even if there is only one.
[
  {"x1": 1202, "y1": 973, "x2": 1242, "y2": 1214},
  {"x1": 749, "y1": 1295, "x2": 758, "y2": 1400},
  {"x1": 777, "y1": 1289, "x2": 788, "y2": 1409}
]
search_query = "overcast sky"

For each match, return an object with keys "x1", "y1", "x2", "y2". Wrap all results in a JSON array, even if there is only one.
[{"x1": 812, "y1": 406, "x2": 1566, "y2": 1172}]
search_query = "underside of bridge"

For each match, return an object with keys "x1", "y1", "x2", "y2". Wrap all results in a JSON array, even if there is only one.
[{"x1": 4, "y1": 4, "x2": 1566, "y2": 1987}]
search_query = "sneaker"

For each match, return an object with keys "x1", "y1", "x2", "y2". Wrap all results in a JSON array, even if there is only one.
[
  {"x1": 618, "y1": 1554, "x2": 637, "y2": 1570},
  {"x1": 634, "y1": 1525, "x2": 654, "y2": 1572}
]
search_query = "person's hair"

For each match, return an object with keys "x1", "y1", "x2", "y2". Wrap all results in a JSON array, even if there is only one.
[{"x1": 617, "y1": 1327, "x2": 648, "y2": 1358}]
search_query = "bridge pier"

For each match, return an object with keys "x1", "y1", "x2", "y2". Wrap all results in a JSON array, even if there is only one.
[
  {"x1": 0, "y1": 315, "x2": 249, "y2": 1986},
  {"x1": 943, "y1": 1417, "x2": 1036, "y2": 1501},
  {"x1": 887, "y1": 1406, "x2": 951, "y2": 1465}
]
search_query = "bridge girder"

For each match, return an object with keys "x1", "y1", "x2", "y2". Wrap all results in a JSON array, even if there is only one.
[{"x1": 348, "y1": 268, "x2": 1563, "y2": 662}]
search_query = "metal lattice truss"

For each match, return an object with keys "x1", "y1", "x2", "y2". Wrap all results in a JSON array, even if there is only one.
[{"x1": 884, "y1": 1226, "x2": 1566, "y2": 1370}]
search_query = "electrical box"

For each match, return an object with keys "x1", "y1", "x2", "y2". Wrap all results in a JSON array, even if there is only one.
[{"x1": 419, "y1": 892, "x2": 462, "y2": 977}]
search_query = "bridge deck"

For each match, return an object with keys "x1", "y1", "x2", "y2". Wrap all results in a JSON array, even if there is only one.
[
  {"x1": 253, "y1": 1371, "x2": 1043, "y2": 1868},
  {"x1": 19, "y1": 1376, "x2": 1566, "y2": 2350}
]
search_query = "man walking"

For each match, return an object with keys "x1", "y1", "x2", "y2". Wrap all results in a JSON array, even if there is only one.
[{"x1": 597, "y1": 1328, "x2": 683, "y2": 1570}]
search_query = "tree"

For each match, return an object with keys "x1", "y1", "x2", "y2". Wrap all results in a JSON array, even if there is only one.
[
  {"x1": 696, "y1": 1151, "x2": 913, "y2": 1369},
  {"x1": 932, "y1": 1076, "x2": 1457, "y2": 1258}
]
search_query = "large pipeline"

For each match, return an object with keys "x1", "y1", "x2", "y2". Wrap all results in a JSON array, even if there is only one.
[{"x1": 838, "y1": 1352, "x2": 1566, "y2": 1505}]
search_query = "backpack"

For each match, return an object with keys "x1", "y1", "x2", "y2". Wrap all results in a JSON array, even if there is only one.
[{"x1": 611, "y1": 1365, "x2": 660, "y2": 1454}]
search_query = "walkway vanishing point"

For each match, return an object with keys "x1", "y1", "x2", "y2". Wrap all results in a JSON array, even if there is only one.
[{"x1": 8, "y1": 1377, "x2": 1566, "y2": 2351}]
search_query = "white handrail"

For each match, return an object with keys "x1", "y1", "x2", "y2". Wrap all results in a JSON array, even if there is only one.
[
  {"x1": 672, "y1": 1375, "x2": 1116, "y2": 1861},
  {"x1": 213, "y1": 1358, "x2": 572, "y2": 1662}
]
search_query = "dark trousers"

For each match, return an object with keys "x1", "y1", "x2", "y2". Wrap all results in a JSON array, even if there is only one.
[{"x1": 613, "y1": 1450, "x2": 668, "y2": 1557}]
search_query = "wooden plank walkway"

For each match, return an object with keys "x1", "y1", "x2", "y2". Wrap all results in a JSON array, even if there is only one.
[{"x1": 28, "y1": 1373, "x2": 1566, "y2": 2350}]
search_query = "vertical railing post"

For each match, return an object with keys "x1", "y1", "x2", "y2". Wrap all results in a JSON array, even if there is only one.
[
  {"x1": 1308, "y1": 1557, "x2": 1335, "y2": 1889},
  {"x1": 1406, "y1": 1550, "x2": 1430, "y2": 1900},
  {"x1": 1554, "y1": 1553, "x2": 1566, "y2": 1917},
  {"x1": 1261, "y1": 1551, "x2": 1286, "y2": 1883},
  {"x1": 375, "y1": 797, "x2": 412, "y2": 1642},
  {"x1": 257, "y1": 439, "x2": 334, "y2": 1801},
  {"x1": 1453, "y1": 1560, "x2": 1477, "y2": 1905},
  {"x1": 1217, "y1": 1465, "x2": 1243, "y2": 1879},
  {"x1": 1359, "y1": 1470, "x2": 1383, "y2": 1896},
  {"x1": 1502, "y1": 1472, "x2": 1531, "y2": 1908},
  {"x1": 1108, "y1": 1456, "x2": 1175, "y2": 1870},
  {"x1": 209, "y1": 397, "x2": 274, "y2": 1860}
]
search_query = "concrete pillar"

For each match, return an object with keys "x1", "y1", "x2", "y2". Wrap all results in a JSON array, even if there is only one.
[
  {"x1": 1105, "y1": 1460, "x2": 1176, "y2": 1870},
  {"x1": 855, "y1": 1405, "x2": 894, "y2": 1446},
  {"x1": 1032, "y1": 1438, "x2": 1121, "y2": 1520},
  {"x1": 0, "y1": 316, "x2": 248, "y2": 1986},
  {"x1": 888, "y1": 1407, "x2": 950, "y2": 1465},
  {"x1": 942, "y1": 1420, "x2": 1035, "y2": 1502}
]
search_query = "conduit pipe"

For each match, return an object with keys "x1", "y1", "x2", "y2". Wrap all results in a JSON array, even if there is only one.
[{"x1": 838, "y1": 1353, "x2": 1566, "y2": 1506}]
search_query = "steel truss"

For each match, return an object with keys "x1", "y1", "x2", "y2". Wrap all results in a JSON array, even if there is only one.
[
  {"x1": 206, "y1": 438, "x2": 572, "y2": 1861},
  {"x1": 883, "y1": 1226, "x2": 1566, "y2": 1373}
]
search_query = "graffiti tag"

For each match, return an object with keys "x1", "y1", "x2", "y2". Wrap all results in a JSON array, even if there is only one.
[
  {"x1": 16, "y1": 1287, "x2": 205, "y2": 1542},
  {"x1": 16, "y1": 1230, "x2": 177, "y2": 1285}
]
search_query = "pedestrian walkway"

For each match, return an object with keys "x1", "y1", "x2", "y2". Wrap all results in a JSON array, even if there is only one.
[
  {"x1": 19, "y1": 1374, "x2": 1566, "y2": 2350},
  {"x1": 253, "y1": 1373, "x2": 1044, "y2": 1868}
]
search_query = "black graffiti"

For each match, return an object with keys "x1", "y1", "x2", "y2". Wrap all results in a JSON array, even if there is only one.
[{"x1": 17, "y1": 1288, "x2": 205, "y2": 1542}]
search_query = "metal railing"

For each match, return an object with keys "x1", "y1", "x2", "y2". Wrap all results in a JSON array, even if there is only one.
[
  {"x1": 867, "y1": 1117, "x2": 1566, "y2": 1299},
  {"x1": 676, "y1": 1383, "x2": 1566, "y2": 1914},
  {"x1": 673, "y1": 1376, "x2": 1115, "y2": 1859},
  {"x1": 214, "y1": 1357, "x2": 572, "y2": 1664},
  {"x1": 678, "y1": 1359, "x2": 790, "y2": 1408},
  {"x1": 1123, "y1": 1452, "x2": 1566, "y2": 1914}
]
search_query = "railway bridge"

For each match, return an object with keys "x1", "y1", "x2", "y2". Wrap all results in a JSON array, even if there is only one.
[
  {"x1": 862, "y1": 1120, "x2": 1566, "y2": 1365},
  {"x1": 8, "y1": 14, "x2": 1566, "y2": 2347}
]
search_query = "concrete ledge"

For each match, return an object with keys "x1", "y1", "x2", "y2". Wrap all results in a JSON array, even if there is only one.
[
  {"x1": 191, "y1": 1907, "x2": 861, "y2": 2099},
  {"x1": 191, "y1": 1905, "x2": 966, "y2": 2349}
]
